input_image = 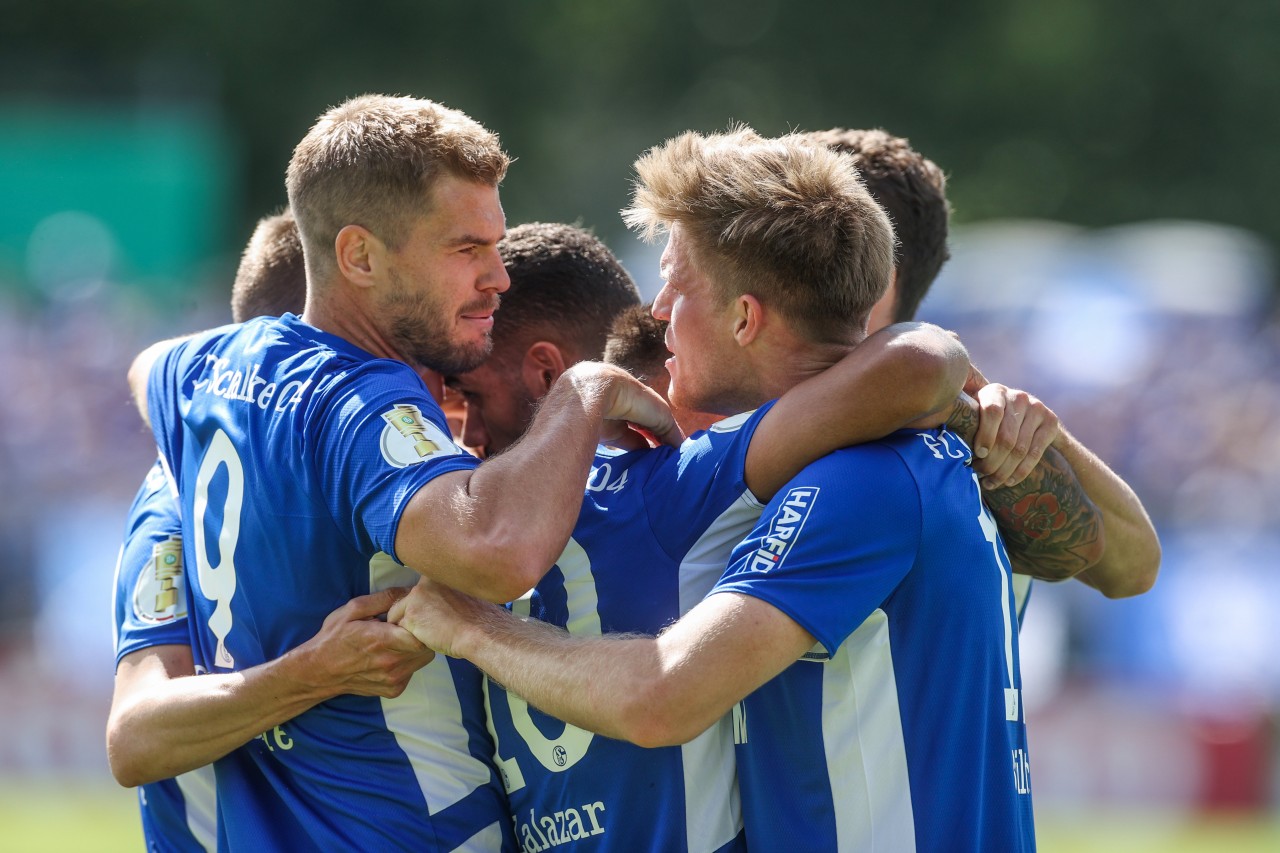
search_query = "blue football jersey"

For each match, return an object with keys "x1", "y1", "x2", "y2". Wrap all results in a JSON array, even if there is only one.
[
  {"x1": 485, "y1": 405, "x2": 777, "y2": 853},
  {"x1": 147, "y1": 313, "x2": 513, "y2": 851},
  {"x1": 113, "y1": 460, "x2": 217, "y2": 852},
  {"x1": 713, "y1": 428, "x2": 1036, "y2": 852}
]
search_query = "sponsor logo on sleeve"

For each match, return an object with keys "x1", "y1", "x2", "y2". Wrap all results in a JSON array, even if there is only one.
[
  {"x1": 133, "y1": 535, "x2": 188, "y2": 624},
  {"x1": 747, "y1": 486, "x2": 819, "y2": 574},
  {"x1": 379, "y1": 403, "x2": 462, "y2": 467}
]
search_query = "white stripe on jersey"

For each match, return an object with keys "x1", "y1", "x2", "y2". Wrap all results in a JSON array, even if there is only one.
[
  {"x1": 677, "y1": 491, "x2": 765, "y2": 614},
  {"x1": 458, "y1": 821, "x2": 507, "y2": 852},
  {"x1": 369, "y1": 554, "x2": 497, "y2": 821},
  {"x1": 680, "y1": 717, "x2": 741, "y2": 852},
  {"x1": 675, "y1": 486, "x2": 764, "y2": 851},
  {"x1": 174, "y1": 764, "x2": 218, "y2": 851},
  {"x1": 822, "y1": 610, "x2": 915, "y2": 852},
  {"x1": 382, "y1": 655, "x2": 497, "y2": 818}
]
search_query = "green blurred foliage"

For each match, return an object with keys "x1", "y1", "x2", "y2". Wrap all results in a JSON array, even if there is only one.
[{"x1": 3, "y1": 0, "x2": 1277, "y2": 281}]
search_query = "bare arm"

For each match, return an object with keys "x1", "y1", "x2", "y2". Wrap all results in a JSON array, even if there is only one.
[
  {"x1": 946, "y1": 389, "x2": 1107, "y2": 582},
  {"x1": 391, "y1": 581, "x2": 810, "y2": 748},
  {"x1": 107, "y1": 588, "x2": 433, "y2": 787},
  {"x1": 745, "y1": 322, "x2": 969, "y2": 500},
  {"x1": 1044, "y1": 427, "x2": 1160, "y2": 597},
  {"x1": 127, "y1": 336, "x2": 196, "y2": 427},
  {"x1": 946, "y1": 370, "x2": 1157, "y2": 593},
  {"x1": 394, "y1": 362, "x2": 679, "y2": 603}
]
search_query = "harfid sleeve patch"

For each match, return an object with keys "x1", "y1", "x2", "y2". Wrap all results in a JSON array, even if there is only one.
[{"x1": 746, "y1": 486, "x2": 821, "y2": 574}]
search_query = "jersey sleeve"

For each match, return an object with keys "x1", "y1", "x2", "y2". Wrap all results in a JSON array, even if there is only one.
[
  {"x1": 113, "y1": 461, "x2": 191, "y2": 666},
  {"x1": 147, "y1": 331, "x2": 219, "y2": 481},
  {"x1": 711, "y1": 446, "x2": 923, "y2": 657},
  {"x1": 302, "y1": 361, "x2": 479, "y2": 560},
  {"x1": 643, "y1": 401, "x2": 776, "y2": 558}
]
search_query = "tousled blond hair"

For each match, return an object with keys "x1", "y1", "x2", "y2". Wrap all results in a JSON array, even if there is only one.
[
  {"x1": 623, "y1": 127, "x2": 895, "y2": 342},
  {"x1": 286, "y1": 94, "x2": 509, "y2": 281}
]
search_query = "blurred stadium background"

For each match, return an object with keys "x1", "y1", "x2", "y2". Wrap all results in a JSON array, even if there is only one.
[{"x1": 2, "y1": 1, "x2": 1279, "y2": 849}]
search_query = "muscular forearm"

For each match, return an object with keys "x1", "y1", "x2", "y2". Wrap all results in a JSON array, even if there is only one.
[
  {"x1": 397, "y1": 584, "x2": 811, "y2": 749},
  {"x1": 947, "y1": 403, "x2": 1105, "y2": 580},
  {"x1": 399, "y1": 363, "x2": 673, "y2": 602},
  {"x1": 1048, "y1": 427, "x2": 1160, "y2": 597},
  {"x1": 746, "y1": 322, "x2": 968, "y2": 500},
  {"x1": 108, "y1": 645, "x2": 334, "y2": 787},
  {"x1": 109, "y1": 589, "x2": 430, "y2": 787},
  {"x1": 456, "y1": 601, "x2": 673, "y2": 745}
]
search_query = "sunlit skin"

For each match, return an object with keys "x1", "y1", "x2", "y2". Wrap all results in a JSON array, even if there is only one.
[
  {"x1": 447, "y1": 357, "x2": 539, "y2": 456},
  {"x1": 650, "y1": 226, "x2": 758, "y2": 417},
  {"x1": 304, "y1": 174, "x2": 510, "y2": 376},
  {"x1": 380, "y1": 176, "x2": 511, "y2": 374},
  {"x1": 650, "y1": 236, "x2": 899, "y2": 437}
]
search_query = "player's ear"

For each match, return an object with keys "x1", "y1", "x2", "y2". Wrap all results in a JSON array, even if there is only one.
[
  {"x1": 521, "y1": 341, "x2": 568, "y2": 395},
  {"x1": 334, "y1": 225, "x2": 384, "y2": 289},
  {"x1": 732, "y1": 294, "x2": 763, "y2": 347}
]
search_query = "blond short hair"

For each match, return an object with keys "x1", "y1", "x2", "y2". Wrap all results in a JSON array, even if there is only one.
[
  {"x1": 623, "y1": 127, "x2": 895, "y2": 342},
  {"x1": 286, "y1": 94, "x2": 509, "y2": 280}
]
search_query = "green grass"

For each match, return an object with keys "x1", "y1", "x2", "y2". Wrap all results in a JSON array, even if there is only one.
[
  {"x1": 0, "y1": 781, "x2": 142, "y2": 853},
  {"x1": 2, "y1": 782, "x2": 1278, "y2": 852},
  {"x1": 1036, "y1": 812, "x2": 1280, "y2": 853}
]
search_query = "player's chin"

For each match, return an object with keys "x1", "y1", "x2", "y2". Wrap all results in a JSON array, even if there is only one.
[{"x1": 454, "y1": 333, "x2": 494, "y2": 366}]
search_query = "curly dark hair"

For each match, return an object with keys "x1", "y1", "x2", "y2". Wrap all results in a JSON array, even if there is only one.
[{"x1": 490, "y1": 222, "x2": 641, "y2": 363}]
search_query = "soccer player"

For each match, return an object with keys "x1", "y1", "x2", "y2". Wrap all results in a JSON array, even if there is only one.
[
  {"x1": 604, "y1": 305, "x2": 720, "y2": 436},
  {"x1": 111, "y1": 461, "x2": 218, "y2": 851},
  {"x1": 808, "y1": 127, "x2": 1160, "y2": 603},
  {"x1": 110, "y1": 209, "x2": 439, "y2": 849},
  {"x1": 125, "y1": 95, "x2": 677, "y2": 851},
  {"x1": 447, "y1": 222, "x2": 642, "y2": 456},
  {"x1": 443, "y1": 230, "x2": 983, "y2": 848},
  {"x1": 393, "y1": 128, "x2": 1084, "y2": 850}
]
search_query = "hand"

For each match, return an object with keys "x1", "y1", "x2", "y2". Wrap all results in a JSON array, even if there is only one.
[
  {"x1": 970, "y1": 383, "x2": 1060, "y2": 490},
  {"x1": 571, "y1": 362, "x2": 684, "y2": 448},
  {"x1": 388, "y1": 579, "x2": 493, "y2": 659},
  {"x1": 296, "y1": 587, "x2": 435, "y2": 699}
]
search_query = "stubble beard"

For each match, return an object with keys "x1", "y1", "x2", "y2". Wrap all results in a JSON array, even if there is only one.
[{"x1": 383, "y1": 274, "x2": 495, "y2": 375}]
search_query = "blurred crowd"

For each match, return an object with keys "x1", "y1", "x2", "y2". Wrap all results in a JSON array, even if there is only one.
[
  {"x1": 0, "y1": 222, "x2": 1277, "y2": 795},
  {"x1": 0, "y1": 287, "x2": 223, "y2": 648}
]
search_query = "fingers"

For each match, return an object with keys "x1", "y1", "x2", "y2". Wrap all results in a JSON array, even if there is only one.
[
  {"x1": 366, "y1": 619, "x2": 430, "y2": 654},
  {"x1": 641, "y1": 412, "x2": 683, "y2": 448},
  {"x1": 971, "y1": 383, "x2": 1008, "y2": 464},
  {"x1": 976, "y1": 390, "x2": 1060, "y2": 489},
  {"x1": 963, "y1": 362, "x2": 989, "y2": 396},
  {"x1": 325, "y1": 587, "x2": 413, "y2": 627},
  {"x1": 997, "y1": 420, "x2": 1058, "y2": 487},
  {"x1": 612, "y1": 380, "x2": 681, "y2": 447},
  {"x1": 387, "y1": 595, "x2": 408, "y2": 626}
]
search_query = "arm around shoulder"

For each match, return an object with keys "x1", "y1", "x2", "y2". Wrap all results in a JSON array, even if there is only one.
[
  {"x1": 746, "y1": 322, "x2": 969, "y2": 500},
  {"x1": 127, "y1": 335, "x2": 195, "y2": 427},
  {"x1": 394, "y1": 362, "x2": 678, "y2": 603},
  {"x1": 1053, "y1": 426, "x2": 1160, "y2": 597}
]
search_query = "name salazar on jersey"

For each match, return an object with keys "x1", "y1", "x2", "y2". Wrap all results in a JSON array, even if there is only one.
[
  {"x1": 379, "y1": 403, "x2": 463, "y2": 468},
  {"x1": 747, "y1": 487, "x2": 820, "y2": 574}
]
